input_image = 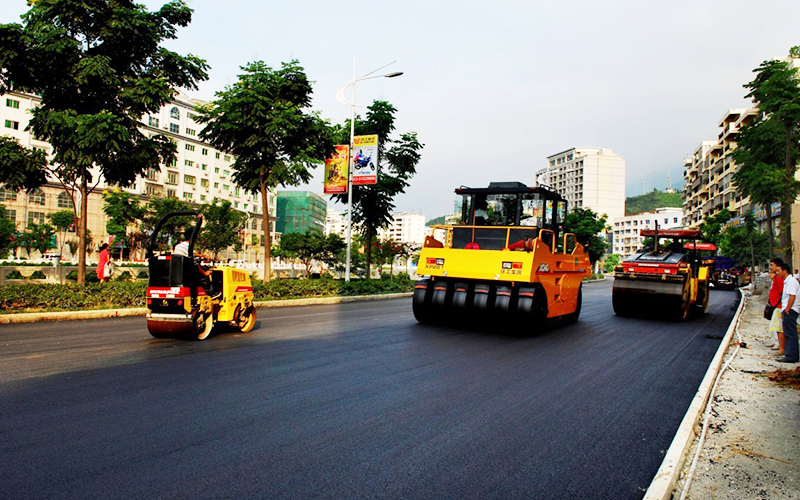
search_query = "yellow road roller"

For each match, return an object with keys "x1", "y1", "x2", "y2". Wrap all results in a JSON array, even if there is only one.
[
  {"x1": 612, "y1": 229, "x2": 714, "y2": 320},
  {"x1": 414, "y1": 182, "x2": 591, "y2": 328},
  {"x1": 145, "y1": 211, "x2": 257, "y2": 340}
]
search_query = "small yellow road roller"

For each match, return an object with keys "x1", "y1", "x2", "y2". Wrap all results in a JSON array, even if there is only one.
[{"x1": 145, "y1": 211, "x2": 257, "y2": 340}]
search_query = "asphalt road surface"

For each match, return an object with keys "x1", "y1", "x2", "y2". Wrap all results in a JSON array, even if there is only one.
[{"x1": 0, "y1": 281, "x2": 738, "y2": 500}]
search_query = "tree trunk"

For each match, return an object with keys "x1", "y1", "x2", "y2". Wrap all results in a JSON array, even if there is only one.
[
  {"x1": 365, "y1": 226, "x2": 374, "y2": 279},
  {"x1": 260, "y1": 180, "x2": 272, "y2": 282},
  {"x1": 783, "y1": 125, "x2": 794, "y2": 266},
  {"x1": 765, "y1": 203, "x2": 775, "y2": 258},
  {"x1": 78, "y1": 177, "x2": 88, "y2": 285}
]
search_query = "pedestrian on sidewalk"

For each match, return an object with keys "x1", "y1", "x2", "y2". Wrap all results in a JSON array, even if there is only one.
[
  {"x1": 777, "y1": 262, "x2": 800, "y2": 363},
  {"x1": 767, "y1": 265, "x2": 784, "y2": 353},
  {"x1": 97, "y1": 243, "x2": 111, "y2": 283}
]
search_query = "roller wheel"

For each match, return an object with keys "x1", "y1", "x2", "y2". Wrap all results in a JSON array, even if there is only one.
[
  {"x1": 236, "y1": 306, "x2": 257, "y2": 333},
  {"x1": 194, "y1": 311, "x2": 214, "y2": 340},
  {"x1": 612, "y1": 290, "x2": 631, "y2": 317},
  {"x1": 412, "y1": 280, "x2": 433, "y2": 324},
  {"x1": 564, "y1": 286, "x2": 582, "y2": 323},
  {"x1": 693, "y1": 281, "x2": 710, "y2": 316},
  {"x1": 677, "y1": 280, "x2": 691, "y2": 321}
]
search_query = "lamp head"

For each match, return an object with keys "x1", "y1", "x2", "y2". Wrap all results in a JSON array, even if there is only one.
[{"x1": 384, "y1": 71, "x2": 404, "y2": 78}]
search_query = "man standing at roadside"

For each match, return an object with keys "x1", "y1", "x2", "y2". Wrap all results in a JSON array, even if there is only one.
[{"x1": 778, "y1": 262, "x2": 800, "y2": 363}]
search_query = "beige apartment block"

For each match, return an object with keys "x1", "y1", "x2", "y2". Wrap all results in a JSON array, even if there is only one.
[
  {"x1": 1, "y1": 90, "x2": 276, "y2": 261},
  {"x1": 536, "y1": 147, "x2": 626, "y2": 220},
  {"x1": 325, "y1": 210, "x2": 427, "y2": 247}
]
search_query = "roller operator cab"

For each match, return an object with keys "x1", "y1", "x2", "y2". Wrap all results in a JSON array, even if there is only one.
[
  {"x1": 413, "y1": 182, "x2": 591, "y2": 328},
  {"x1": 145, "y1": 211, "x2": 257, "y2": 340},
  {"x1": 612, "y1": 229, "x2": 714, "y2": 320}
]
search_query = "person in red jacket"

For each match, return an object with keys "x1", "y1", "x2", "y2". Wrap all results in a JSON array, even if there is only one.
[
  {"x1": 768, "y1": 258, "x2": 785, "y2": 353},
  {"x1": 97, "y1": 243, "x2": 110, "y2": 283}
]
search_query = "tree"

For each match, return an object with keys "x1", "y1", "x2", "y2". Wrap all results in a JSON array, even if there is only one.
[
  {"x1": 0, "y1": 0, "x2": 208, "y2": 284},
  {"x1": 700, "y1": 210, "x2": 732, "y2": 248},
  {"x1": 563, "y1": 207, "x2": 609, "y2": 264},
  {"x1": 0, "y1": 205, "x2": 16, "y2": 258},
  {"x1": 719, "y1": 211, "x2": 771, "y2": 280},
  {"x1": 19, "y1": 223, "x2": 56, "y2": 258},
  {"x1": 279, "y1": 232, "x2": 345, "y2": 276},
  {"x1": 196, "y1": 199, "x2": 248, "y2": 260},
  {"x1": 141, "y1": 197, "x2": 193, "y2": 252},
  {"x1": 197, "y1": 60, "x2": 334, "y2": 281},
  {"x1": 103, "y1": 190, "x2": 145, "y2": 258},
  {"x1": 48, "y1": 209, "x2": 75, "y2": 257},
  {"x1": 331, "y1": 101, "x2": 424, "y2": 277},
  {"x1": 744, "y1": 52, "x2": 800, "y2": 264},
  {"x1": 731, "y1": 116, "x2": 796, "y2": 258},
  {"x1": 603, "y1": 254, "x2": 621, "y2": 273},
  {"x1": 0, "y1": 137, "x2": 48, "y2": 192}
]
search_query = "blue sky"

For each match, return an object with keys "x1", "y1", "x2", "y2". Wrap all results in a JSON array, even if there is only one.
[{"x1": 5, "y1": 0, "x2": 800, "y2": 219}]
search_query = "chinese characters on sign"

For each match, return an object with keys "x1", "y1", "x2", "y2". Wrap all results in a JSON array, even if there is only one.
[{"x1": 352, "y1": 134, "x2": 378, "y2": 185}]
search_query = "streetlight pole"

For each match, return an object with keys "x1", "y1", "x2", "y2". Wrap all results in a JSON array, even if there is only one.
[{"x1": 336, "y1": 59, "x2": 403, "y2": 281}]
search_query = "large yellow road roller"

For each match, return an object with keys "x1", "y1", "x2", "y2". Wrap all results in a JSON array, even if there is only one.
[
  {"x1": 145, "y1": 211, "x2": 257, "y2": 340},
  {"x1": 414, "y1": 182, "x2": 591, "y2": 329}
]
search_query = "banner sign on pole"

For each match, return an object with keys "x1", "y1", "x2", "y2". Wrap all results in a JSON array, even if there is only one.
[
  {"x1": 352, "y1": 135, "x2": 378, "y2": 185},
  {"x1": 324, "y1": 145, "x2": 349, "y2": 194}
]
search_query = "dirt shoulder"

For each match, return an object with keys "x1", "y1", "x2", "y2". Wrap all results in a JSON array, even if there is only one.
[{"x1": 676, "y1": 283, "x2": 800, "y2": 499}]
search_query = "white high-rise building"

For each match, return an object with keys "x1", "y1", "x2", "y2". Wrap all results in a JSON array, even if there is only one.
[
  {"x1": 325, "y1": 210, "x2": 427, "y2": 247},
  {"x1": 609, "y1": 207, "x2": 684, "y2": 258},
  {"x1": 535, "y1": 147, "x2": 626, "y2": 220}
]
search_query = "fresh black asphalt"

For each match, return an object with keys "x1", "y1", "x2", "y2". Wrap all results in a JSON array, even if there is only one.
[{"x1": 0, "y1": 281, "x2": 738, "y2": 500}]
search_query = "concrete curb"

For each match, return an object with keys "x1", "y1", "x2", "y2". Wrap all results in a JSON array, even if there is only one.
[
  {"x1": 0, "y1": 292, "x2": 413, "y2": 325},
  {"x1": 642, "y1": 288, "x2": 747, "y2": 500}
]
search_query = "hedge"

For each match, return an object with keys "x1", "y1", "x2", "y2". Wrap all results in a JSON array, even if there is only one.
[{"x1": 0, "y1": 276, "x2": 414, "y2": 313}]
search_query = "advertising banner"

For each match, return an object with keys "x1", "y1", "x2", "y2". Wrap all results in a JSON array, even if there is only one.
[
  {"x1": 352, "y1": 135, "x2": 378, "y2": 185},
  {"x1": 324, "y1": 145, "x2": 349, "y2": 194}
]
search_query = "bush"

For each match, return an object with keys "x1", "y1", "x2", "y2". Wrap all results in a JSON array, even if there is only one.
[
  {"x1": 29, "y1": 270, "x2": 47, "y2": 280},
  {"x1": 0, "y1": 276, "x2": 414, "y2": 313},
  {"x1": 137, "y1": 271, "x2": 149, "y2": 279},
  {"x1": 115, "y1": 271, "x2": 133, "y2": 281},
  {"x1": 5, "y1": 270, "x2": 23, "y2": 280}
]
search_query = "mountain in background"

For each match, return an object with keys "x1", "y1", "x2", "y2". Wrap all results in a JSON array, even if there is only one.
[
  {"x1": 426, "y1": 215, "x2": 447, "y2": 226},
  {"x1": 625, "y1": 189, "x2": 682, "y2": 215}
]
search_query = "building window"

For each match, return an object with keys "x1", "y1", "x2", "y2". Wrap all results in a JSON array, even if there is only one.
[
  {"x1": 234, "y1": 187, "x2": 240, "y2": 196},
  {"x1": 674, "y1": 217, "x2": 678, "y2": 223},
  {"x1": 223, "y1": 184, "x2": 230, "y2": 191},
  {"x1": 169, "y1": 123, "x2": 180, "y2": 134},
  {"x1": 186, "y1": 128, "x2": 196, "y2": 136},
  {"x1": 202, "y1": 148, "x2": 208, "y2": 156},
  {"x1": 183, "y1": 192, "x2": 193, "y2": 200},
  {"x1": 0, "y1": 189, "x2": 18, "y2": 202},
  {"x1": 7, "y1": 209, "x2": 16, "y2": 222},
  {"x1": 252, "y1": 219, "x2": 258, "y2": 230},
  {"x1": 200, "y1": 178, "x2": 209, "y2": 187},
  {"x1": 224, "y1": 155, "x2": 231, "y2": 162},
  {"x1": 223, "y1": 169, "x2": 230, "y2": 177},
  {"x1": 215, "y1": 152, "x2": 220, "y2": 159},
  {"x1": 214, "y1": 182, "x2": 219, "y2": 188},
  {"x1": 185, "y1": 160, "x2": 194, "y2": 167},
  {"x1": 148, "y1": 116, "x2": 159, "y2": 127},
  {"x1": 5, "y1": 120, "x2": 19, "y2": 130},
  {"x1": 214, "y1": 167, "x2": 220, "y2": 174},
  {"x1": 185, "y1": 144, "x2": 195, "y2": 151},
  {"x1": 166, "y1": 189, "x2": 176, "y2": 198},
  {"x1": 145, "y1": 184, "x2": 160, "y2": 196},
  {"x1": 57, "y1": 192, "x2": 73, "y2": 209},
  {"x1": 6, "y1": 98, "x2": 20, "y2": 109},
  {"x1": 184, "y1": 175, "x2": 196, "y2": 185},
  {"x1": 167, "y1": 172, "x2": 178, "y2": 185},
  {"x1": 200, "y1": 195, "x2": 206, "y2": 201},
  {"x1": 29, "y1": 189, "x2": 45, "y2": 206},
  {"x1": 188, "y1": 112, "x2": 199, "y2": 121},
  {"x1": 201, "y1": 164, "x2": 207, "y2": 171},
  {"x1": 146, "y1": 168, "x2": 159, "y2": 181},
  {"x1": 28, "y1": 211, "x2": 46, "y2": 225},
  {"x1": 170, "y1": 107, "x2": 180, "y2": 119}
]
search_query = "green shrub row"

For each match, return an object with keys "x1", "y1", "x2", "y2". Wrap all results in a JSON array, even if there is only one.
[{"x1": 0, "y1": 276, "x2": 414, "y2": 313}]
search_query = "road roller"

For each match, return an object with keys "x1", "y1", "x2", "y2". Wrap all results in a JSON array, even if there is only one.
[
  {"x1": 413, "y1": 182, "x2": 591, "y2": 329},
  {"x1": 145, "y1": 211, "x2": 257, "y2": 340},
  {"x1": 612, "y1": 229, "x2": 714, "y2": 320}
]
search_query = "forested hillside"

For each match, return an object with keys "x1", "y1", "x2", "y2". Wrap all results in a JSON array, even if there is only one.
[{"x1": 625, "y1": 189, "x2": 682, "y2": 215}]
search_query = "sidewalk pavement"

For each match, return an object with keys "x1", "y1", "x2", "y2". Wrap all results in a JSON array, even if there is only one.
[{"x1": 663, "y1": 282, "x2": 800, "y2": 499}]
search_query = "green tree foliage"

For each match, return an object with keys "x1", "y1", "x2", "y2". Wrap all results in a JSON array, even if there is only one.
[
  {"x1": 331, "y1": 101, "x2": 424, "y2": 277},
  {"x1": 19, "y1": 223, "x2": 56, "y2": 258},
  {"x1": 744, "y1": 53, "x2": 800, "y2": 263},
  {"x1": 624, "y1": 189, "x2": 682, "y2": 215},
  {"x1": 719, "y1": 212, "x2": 771, "y2": 274},
  {"x1": 141, "y1": 197, "x2": 193, "y2": 252},
  {"x1": 197, "y1": 60, "x2": 334, "y2": 281},
  {"x1": 102, "y1": 190, "x2": 145, "y2": 254},
  {"x1": 196, "y1": 199, "x2": 248, "y2": 259},
  {"x1": 279, "y1": 232, "x2": 345, "y2": 276},
  {"x1": 563, "y1": 207, "x2": 608, "y2": 264},
  {"x1": 700, "y1": 210, "x2": 732, "y2": 247},
  {"x1": 48, "y1": 209, "x2": 75, "y2": 257},
  {"x1": 0, "y1": 205, "x2": 16, "y2": 258},
  {"x1": 0, "y1": 0, "x2": 208, "y2": 283},
  {"x1": 0, "y1": 137, "x2": 48, "y2": 192},
  {"x1": 603, "y1": 254, "x2": 621, "y2": 273},
  {"x1": 731, "y1": 116, "x2": 794, "y2": 257}
]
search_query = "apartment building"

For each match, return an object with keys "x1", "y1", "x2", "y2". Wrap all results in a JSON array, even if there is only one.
[
  {"x1": 535, "y1": 147, "x2": 626, "y2": 221},
  {"x1": 1, "y1": 90, "x2": 276, "y2": 260},
  {"x1": 682, "y1": 108, "x2": 758, "y2": 228},
  {"x1": 610, "y1": 208, "x2": 683, "y2": 258},
  {"x1": 325, "y1": 210, "x2": 427, "y2": 247}
]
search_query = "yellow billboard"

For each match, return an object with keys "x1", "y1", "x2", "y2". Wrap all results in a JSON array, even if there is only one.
[{"x1": 324, "y1": 145, "x2": 349, "y2": 194}]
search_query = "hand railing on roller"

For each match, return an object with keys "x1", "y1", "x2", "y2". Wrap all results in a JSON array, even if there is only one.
[{"x1": 425, "y1": 225, "x2": 580, "y2": 255}]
